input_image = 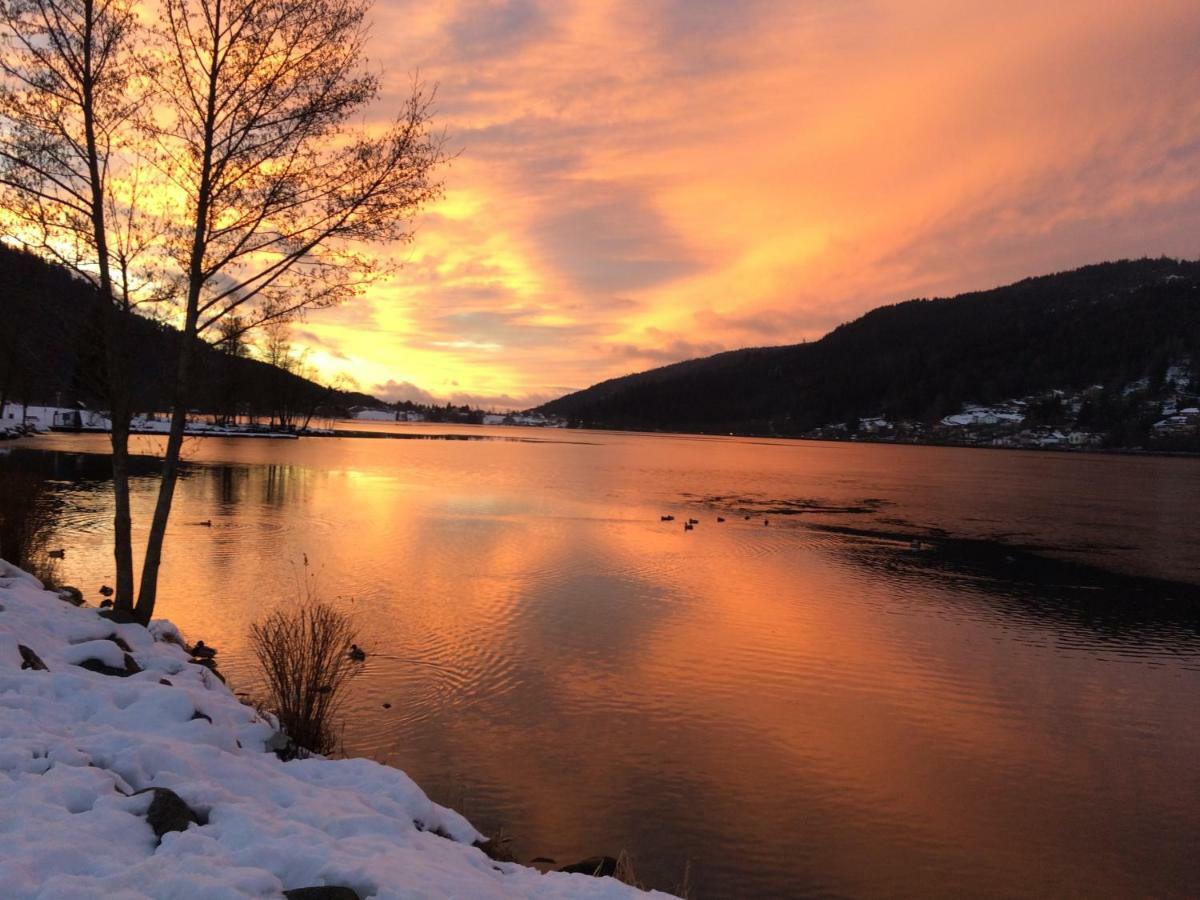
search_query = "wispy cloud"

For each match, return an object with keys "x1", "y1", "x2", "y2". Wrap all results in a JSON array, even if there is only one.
[{"x1": 297, "y1": 0, "x2": 1200, "y2": 406}]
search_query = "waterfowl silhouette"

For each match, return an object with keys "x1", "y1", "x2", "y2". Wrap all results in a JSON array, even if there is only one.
[
  {"x1": 99, "y1": 585, "x2": 114, "y2": 597},
  {"x1": 716, "y1": 517, "x2": 726, "y2": 523},
  {"x1": 190, "y1": 640, "x2": 217, "y2": 659},
  {"x1": 348, "y1": 644, "x2": 366, "y2": 661},
  {"x1": 683, "y1": 522, "x2": 694, "y2": 531},
  {"x1": 660, "y1": 515, "x2": 675, "y2": 522}
]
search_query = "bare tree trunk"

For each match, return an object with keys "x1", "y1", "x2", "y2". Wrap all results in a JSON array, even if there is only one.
[
  {"x1": 134, "y1": 332, "x2": 194, "y2": 622},
  {"x1": 107, "y1": 367, "x2": 136, "y2": 611}
]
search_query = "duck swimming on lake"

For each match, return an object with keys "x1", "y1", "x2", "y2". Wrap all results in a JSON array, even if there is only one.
[
  {"x1": 191, "y1": 640, "x2": 217, "y2": 659},
  {"x1": 660, "y1": 514, "x2": 675, "y2": 522},
  {"x1": 348, "y1": 644, "x2": 366, "y2": 661}
]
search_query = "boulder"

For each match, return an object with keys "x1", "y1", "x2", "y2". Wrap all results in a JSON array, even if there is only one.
[
  {"x1": 139, "y1": 787, "x2": 203, "y2": 840},
  {"x1": 77, "y1": 653, "x2": 142, "y2": 677},
  {"x1": 283, "y1": 888, "x2": 361, "y2": 900},
  {"x1": 18, "y1": 644, "x2": 48, "y2": 671},
  {"x1": 57, "y1": 586, "x2": 85, "y2": 606},
  {"x1": 98, "y1": 606, "x2": 142, "y2": 625},
  {"x1": 558, "y1": 856, "x2": 618, "y2": 877}
]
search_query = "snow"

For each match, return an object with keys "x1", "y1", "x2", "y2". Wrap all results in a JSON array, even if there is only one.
[
  {"x1": 351, "y1": 409, "x2": 398, "y2": 421},
  {"x1": 0, "y1": 560, "x2": 670, "y2": 899}
]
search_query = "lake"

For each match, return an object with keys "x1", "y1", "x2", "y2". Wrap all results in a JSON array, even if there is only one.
[{"x1": 10, "y1": 426, "x2": 1200, "y2": 897}]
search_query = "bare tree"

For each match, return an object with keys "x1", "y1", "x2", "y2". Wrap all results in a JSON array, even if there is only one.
[
  {"x1": 132, "y1": 0, "x2": 445, "y2": 622},
  {"x1": 0, "y1": 0, "x2": 152, "y2": 612}
]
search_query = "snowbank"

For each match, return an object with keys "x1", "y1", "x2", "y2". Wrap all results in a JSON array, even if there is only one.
[{"x1": 0, "y1": 560, "x2": 669, "y2": 899}]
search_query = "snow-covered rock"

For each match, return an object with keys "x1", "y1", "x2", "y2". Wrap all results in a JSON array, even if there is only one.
[{"x1": 0, "y1": 559, "x2": 668, "y2": 899}]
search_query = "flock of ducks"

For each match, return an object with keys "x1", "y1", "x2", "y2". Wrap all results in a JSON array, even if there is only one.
[{"x1": 662, "y1": 513, "x2": 769, "y2": 530}]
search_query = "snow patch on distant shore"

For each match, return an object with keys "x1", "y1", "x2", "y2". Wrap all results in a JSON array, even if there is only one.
[{"x1": 0, "y1": 559, "x2": 668, "y2": 899}]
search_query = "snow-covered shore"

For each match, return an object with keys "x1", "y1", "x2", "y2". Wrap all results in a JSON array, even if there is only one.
[{"x1": 0, "y1": 560, "x2": 668, "y2": 899}]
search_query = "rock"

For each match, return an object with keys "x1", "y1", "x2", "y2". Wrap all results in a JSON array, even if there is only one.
[
  {"x1": 139, "y1": 787, "x2": 203, "y2": 840},
  {"x1": 474, "y1": 837, "x2": 517, "y2": 863},
  {"x1": 190, "y1": 658, "x2": 226, "y2": 683},
  {"x1": 57, "y1": 586, "x2": 85, "y2": 606},
  {"x1": 98, "y1": 606, "x2": 141, "y2": 625},
  {"x1": 282, "y1": 888, "x2": 361, "y2": 900},
  {"x1": 77, "y1": 653, "x2": 142, "y2": 677},
  {"x1": 266, "y1": 730, "x2": 293, "y2": 756},
  {"x1": 559, "y1": 856, "x2": 618, "y2": 877},
  {"x1": 189, "y1": 640, "x2": 217, "y2": 659},
  {"x1": 18, "y1": 644, "x2": 48, "y2": 671}
]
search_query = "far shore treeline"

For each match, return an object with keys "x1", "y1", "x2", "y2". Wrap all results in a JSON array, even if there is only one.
[{"x1": 0, "y1": 244, "x2": 486, "y2": 428}]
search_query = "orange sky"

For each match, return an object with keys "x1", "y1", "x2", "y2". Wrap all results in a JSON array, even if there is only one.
[{"x1": 295, "y1": 0, "x2": 1200, "y2": 409}]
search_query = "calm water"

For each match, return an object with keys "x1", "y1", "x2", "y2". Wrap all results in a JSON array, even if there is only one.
[{"x1": 11, "y1": 426, "x2": 1200, "y2": 898}]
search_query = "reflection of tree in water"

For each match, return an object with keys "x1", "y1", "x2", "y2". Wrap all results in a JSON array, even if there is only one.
[
  {"x1": 211, "y1": 465, "x2": 249, "y2": 509},
  {"x1": 262, "y1": 464, "x2": 307, "y2": 508}
]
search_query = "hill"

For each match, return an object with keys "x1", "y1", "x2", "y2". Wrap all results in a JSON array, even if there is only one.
[
  {"x1": 0, "y1": 243, "x2": 379, "y2": 423},
  {"x1": 538, "y1": 258, "x2": 1200, "y2": 449}
]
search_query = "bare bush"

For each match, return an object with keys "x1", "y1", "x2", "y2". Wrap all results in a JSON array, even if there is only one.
[
  {"x1": 250, "y1": 600, "x2": 360, "y2": 757},
  {"x1": 0, "y1": 461, "x2": 60, "y2": 583}
]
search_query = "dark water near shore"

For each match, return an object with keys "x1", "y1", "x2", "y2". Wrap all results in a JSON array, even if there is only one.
[{"x1": 10, "y1": 427, "x2": 1200, "y2": 898}]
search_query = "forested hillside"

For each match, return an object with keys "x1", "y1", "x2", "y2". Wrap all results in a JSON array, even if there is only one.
[
  {"x1": 0, "y1": 243, "x2": 377, "y2": 422},
  {"x1": 539, "y1": 258, "x2": 1200, "y2": 445}
]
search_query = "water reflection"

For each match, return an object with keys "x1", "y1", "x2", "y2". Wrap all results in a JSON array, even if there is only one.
[{"x1": 17, "y1": 431, "x2": 1200, "y2": 898}]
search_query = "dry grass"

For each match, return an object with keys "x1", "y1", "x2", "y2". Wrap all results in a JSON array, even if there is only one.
[
  {"x1": 0, "y1": 462, "x2": 60, "y2": 584},
  {"x1": 249, "y1": 596, "x2": 360, "y2": 758}
]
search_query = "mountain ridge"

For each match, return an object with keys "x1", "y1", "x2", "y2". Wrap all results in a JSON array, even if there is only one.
[{"x1": 537, "y1": 257, "x2": 1200, "y2": 448}]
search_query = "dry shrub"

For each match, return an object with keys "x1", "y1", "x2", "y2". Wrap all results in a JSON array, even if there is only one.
[
  {"x1": 0, "y1": 461, "x2": 59, "y2": 583},
  {"x1": 250, "y1": 600, "x2": 360, "y2": 757}
]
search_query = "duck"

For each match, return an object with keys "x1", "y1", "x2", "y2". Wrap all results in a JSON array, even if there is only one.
[
  {"x1": 683, "y1": 522, "x2": 694, "y2": 531},
  {"x1": 348, "y1": 644, "x2": 366, "y2": 661},
  {"x1": 198, "y1": 520, "x2": 213, "y2": 527},
  {"x1": 744, "y1": 515, "x2": 751, "y2": 520},
  {"x1": 660, "y1": 514, "x2": 675, "y2": 522},
  {"x1": 99, "y1": 585, "x2": 114, "y2": 597},
  {"x1": 190, "y1": 640, "x2": 217, "y2": 659},
  {"x1": 716, "y1": 516, "x2": 726, "y2": 523},
  {"x1": 687, "y1": 518, "x2": 700, "y2": 525},
  {"x1": 763, "y1": 519, "x2": 770, "y2": 526}
]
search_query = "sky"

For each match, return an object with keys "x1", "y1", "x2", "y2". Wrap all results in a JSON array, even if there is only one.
[{"x1": 295, "y1": 0, "x2": 1200, "y2": 409}]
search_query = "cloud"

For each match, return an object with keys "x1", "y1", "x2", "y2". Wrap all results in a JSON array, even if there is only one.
[
  {"x1": 372, "y1": 379, "x2": 439, "y2": 404},
  {"x1": 292, "y1": 0, "x2": 1200, "y2": 404}
]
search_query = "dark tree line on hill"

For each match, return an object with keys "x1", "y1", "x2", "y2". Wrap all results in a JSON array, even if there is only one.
[
  {"x1": 538, "y1": 258, "x2": 1200, "y2": 447},
  {"x1": 0, "y1": 244, "x2": 377, "y2": 425}
]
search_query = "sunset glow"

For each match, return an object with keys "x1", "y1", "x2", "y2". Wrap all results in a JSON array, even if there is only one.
[{"x1": 280, "y1": 0, "x2": 1200, "y2": 407}]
